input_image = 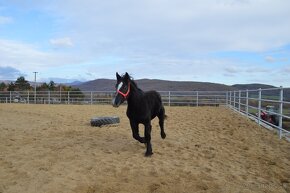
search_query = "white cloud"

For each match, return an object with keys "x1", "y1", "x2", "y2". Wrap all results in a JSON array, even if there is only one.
[
  {"x1": 280, "y1": 65, "x2": 290, "y2": 74},
  {"x1": 0, "y1": 39, "x2": 83, "y2": 77},
  {"x1": 2, "y1": 0, "x2": 290, "y2": 86},
  {"x1": 245, "y1": 67, "x2": 271, "y2": 73},
  {"x1": 49, "y1": 37, "x2": 74, "y2": 48},
  {"x1": 0, "y1": 16, "x2": 13, "y2": 24},
  {"x1": 86, "y1": 57, "x2": 235, "y2": 81},
  {"x1": 0, "y1": 39, "x2": 52, "y2": 70},
  {"x1": 0, "y1": 66, "x2": 23, "y2": 79},
  {"x1": 224, "y1": 66, "x2": 241, "y2": 74},
  {"x1": 5, "y1": 0, "x2": 290, "y2": 55},
  {"x1": 265, "y1": 55, "x2": 288, "y2": 63},
  {"x1": 265, "y1": 56, "x2": 275, "y2": 63},
  {"x1": 42, "y1": 0, "x2": 290, "y2": 54}
]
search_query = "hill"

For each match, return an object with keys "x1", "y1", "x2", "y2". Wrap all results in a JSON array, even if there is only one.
[
  {"x1": 73, "y1": 80, "x2": 290, "y2": 101},
  {"x1": 73, "y1": 79, "x2": 115, "y2": 91},
  {"x1": 73, "y1": 79, "x2": 236, "y2": 92},
  {"x1": 231, "y1": 84, "x2": 276, "y2": 90}
]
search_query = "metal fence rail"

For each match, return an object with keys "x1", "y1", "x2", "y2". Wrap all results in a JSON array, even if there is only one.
[
  {"x1": 227, "y1": 87, "x2": 290, "y2": 139},
  {"x1": 159, "y1": 91, "x2": 227, "y2": 106},
  {"x1": 0, "y1": 91, "x2": 115, "y2": 105},
  {"x1": 1, "y1": 88, "x2": 289, "y2": 139},
  {"x1": 0, "y1": 90, "x2": 228, "y2": 106}
]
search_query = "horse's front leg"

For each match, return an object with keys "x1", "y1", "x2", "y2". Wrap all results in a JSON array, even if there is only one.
[
  {"x1": 144, "y1": 122, "x2": 153, "y2": 157},
  {"x1": 130, "y1": 120, "x2": 146, "y2": 143}
]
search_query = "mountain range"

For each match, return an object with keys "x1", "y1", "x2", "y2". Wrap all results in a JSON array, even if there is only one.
[
  {"x1": 70, "y1": 79, "x2": 290, "y2": 100},
  {"x1": 71, "y1": 79, "x2": 279, "y2": 92},
  {"x1": 1, "y1": 78, "x2": 289, "y2": 99},
  {"x1": 1, "y1": 78, "x2": 287, "y2": 92},
  {"x1": 72, "y1": 78, "x2": 237, "y2": 91}
]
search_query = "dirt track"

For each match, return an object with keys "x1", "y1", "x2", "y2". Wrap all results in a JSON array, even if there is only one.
[{"x1": 0, "y1": 104, "x2": 289, "y2": 193}]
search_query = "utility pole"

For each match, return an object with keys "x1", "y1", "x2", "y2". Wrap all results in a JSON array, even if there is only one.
[{"x1": 33, "y1": 72, "x2": 38, "y2": 104}]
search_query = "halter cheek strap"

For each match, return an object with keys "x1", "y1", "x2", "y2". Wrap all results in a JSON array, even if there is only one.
[{"x1": 117, "y1": 82, "x2": 130, "y2": 99}]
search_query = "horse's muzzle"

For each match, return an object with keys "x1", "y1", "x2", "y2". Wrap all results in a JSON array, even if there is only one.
[
  {"x1": 112, "y1": 98, "x2": 119, "y2": 107},
  {"x1": 112, "y1": 94, "x2": 123, "y2": 107}
]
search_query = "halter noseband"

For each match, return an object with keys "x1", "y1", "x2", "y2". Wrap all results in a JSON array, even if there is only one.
[{"x1": 117, "y1": 82, "x2": 130, "y2": 99}]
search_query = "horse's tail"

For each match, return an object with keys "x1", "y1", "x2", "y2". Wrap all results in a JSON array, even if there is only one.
[{"x1": 164, "y1": 114, "x2": 168, "y2": 120}]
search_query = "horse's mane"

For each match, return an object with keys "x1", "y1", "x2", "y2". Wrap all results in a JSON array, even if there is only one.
[{"x1": 127, "y1": 74, "x2": 143, "y2": 92}]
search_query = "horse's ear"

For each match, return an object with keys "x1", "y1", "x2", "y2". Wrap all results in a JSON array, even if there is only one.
[
  {"x1": 124, "y1": 72, "x2": 130, "y2": 81},
  {"x1": 116, "y1": 72, "x2": 121, "y2": 80}
]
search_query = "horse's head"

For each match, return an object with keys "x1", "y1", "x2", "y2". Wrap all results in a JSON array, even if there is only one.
[{"x1": 112, "y1": 72, "x2": 131, "y2": 107}]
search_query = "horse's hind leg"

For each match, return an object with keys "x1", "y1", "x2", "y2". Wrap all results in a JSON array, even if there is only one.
[{"x1": 158, "y1": 106, "x2": 166, "y2": 139}]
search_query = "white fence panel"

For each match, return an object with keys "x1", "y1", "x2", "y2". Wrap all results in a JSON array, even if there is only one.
[
  {"x1": 1, "y1": 87, "x2": 289, "y2": 139},
  {"x1": 227, "y1": 87, "x2": 290, "y2": 140}
]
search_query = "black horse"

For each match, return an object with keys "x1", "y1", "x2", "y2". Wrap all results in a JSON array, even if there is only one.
[{"x1": 112, "y1": 72, "x2": 166, "y2": 156}]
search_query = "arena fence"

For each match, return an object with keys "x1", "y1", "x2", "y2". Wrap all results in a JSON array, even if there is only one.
[
  {"x1": 0, "y1": 90, "x2": 228, "y2": 106},
  {"x1": 0, "y1": 88, "x2": 289, "y2": 139},
  {"x1": 227, "y1": 87, "x2": 290, "y2": 140}
]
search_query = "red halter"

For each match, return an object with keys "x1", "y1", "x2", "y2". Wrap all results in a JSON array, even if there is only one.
[{"x1": 117, "y1": 82, "x2": 130, "y2": 99}]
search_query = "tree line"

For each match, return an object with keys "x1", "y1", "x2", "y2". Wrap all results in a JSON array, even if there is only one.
[{"x1": 0, "y1": 76, "x2": 83, "y2": 94}]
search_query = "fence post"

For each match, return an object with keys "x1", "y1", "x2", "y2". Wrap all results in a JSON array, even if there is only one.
[
  {"x1": 229, "y1": 91, "x2": 232, "y2": 108},
  {"x1": 60, "y1": 89, "x2": 62, "y2": 104},
  {"x1": 48, "y1": 91, "x2": 51, "y2": 104},
  {"x1": 258, "y1": 88, "x2": 262, "y2": 126},
  {"x1": 168, "y1": 91, "x2": 171, "y2": 106},
  {"x1": 27, "y1": 91, "x2": 30, "y2": 104},
  {"x1": 10, "y1": 91, "x2": 11, "y2": 103},
  {"x1": 238, "y1": 90, "x2": 241, "y2": 112},
  {"x1": 34, "y1": 90, "x2": 36, "y2": 104},
  {"x1": 226, "y1": 92, "x2": 228, "y2": 106},
  {"x1": 233, "y1": 91, "x2": 236, "y2": 110},
  {"x1": 246, "y1": 89, "x2": 249, "y2": 117},
  {"x1": 279, "y1": 86, "x2": 283, "y2": 139},
  {"x1": 68, "y1": 91, "x2": 70, "y2": 104},
  {"x1": 196, "y1": 91, "x2": 199, "y2": 107},
  {"x1": 90, "y1": 92, "x2": 93, "y2": 105}
]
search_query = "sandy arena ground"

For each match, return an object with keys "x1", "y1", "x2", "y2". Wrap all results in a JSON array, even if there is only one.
[{"x1": 0, "y1": 104, "x2": 289, "y2": 193}]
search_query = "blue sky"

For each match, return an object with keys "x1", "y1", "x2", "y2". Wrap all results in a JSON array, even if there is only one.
[{"x1": 0, "y1": 0, "x2": 290, "y2": 87}]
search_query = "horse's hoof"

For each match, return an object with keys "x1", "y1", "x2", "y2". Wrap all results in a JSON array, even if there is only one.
[
  {"x1": 145, "y1": 152, "x2": 153, "y2": 157},
  {"x1": 161, "y1": 133, "x2": 166, "y2": 139}
]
